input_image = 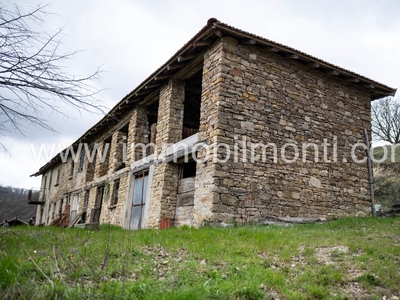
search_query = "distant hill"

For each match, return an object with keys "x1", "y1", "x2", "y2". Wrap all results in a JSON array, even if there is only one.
[
  {"x1": 373, "y1": 145, "x2": 400, "y2": 210},
  {"x1": 0, "y1": 186, "x2": 37, "y2": 222}
]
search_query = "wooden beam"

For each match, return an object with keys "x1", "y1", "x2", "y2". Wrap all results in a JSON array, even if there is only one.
[
  {"x1": 167, "y1": 63, "x2": 186, "y2": 71},
  {"x1": 266, "y1": 46, "x2": 279, "y2": 52},
  {"x1": 138, "y1": 88, "x2": 160, "y2": 106},
  {"x1": 154, "y1": 74, "x2": 170, "y2": 81},
  {"x1": 363, "y1": 83, "x2": 375, "y2": 89},
  {"x1": 347, "y1": 78, "x2": 360, "y2": 83},
  {"x1": 135, "y1": 90, "x2": 149, "y2": 96},
  {"x1": 214, "y1": 30, "x2": 223, "y2": 37},
  {"x1": 244, "y1": 39, "x2": 257, "y2": 45},
  {"x1": 330, "y1": 70, "x2": 340, "y2": 76},
  {"x1": 177, "y1": 54, "x2": 197, "y2": 62},
  {"x1": 145, "y1": 84, "x2": 159, "y2": 89},
  {"x1": 285, "y1": 53, "x2": 299, "y2": 59},
  {"x1": 192, "y1": 41, "x2": 211, "y2": 48},
  {"x1": 172, "y1": 49, "x2": 207, "y2": 81},
  {"x1": 309, "y1": 62, "x2": 320, "y2": 68}
]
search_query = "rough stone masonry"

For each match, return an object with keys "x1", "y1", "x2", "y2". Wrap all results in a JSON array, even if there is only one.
[{"x1": 31, "y1": 19, "x2": 396, "y2": 229}]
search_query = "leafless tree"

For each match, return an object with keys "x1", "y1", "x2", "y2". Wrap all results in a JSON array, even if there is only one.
[
  {"x1": 0, "y1": 3, "x2": 103, "y2": 150},
  {"x1": 371, "y1": 96, "x2": 400, "y2": 143}
]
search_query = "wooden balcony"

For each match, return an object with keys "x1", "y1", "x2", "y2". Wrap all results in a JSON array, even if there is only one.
[{"x1": 27, "y1": 189, "x2": 44, "y2": 204}]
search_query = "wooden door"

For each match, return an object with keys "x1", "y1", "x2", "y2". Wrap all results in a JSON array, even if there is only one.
[{"x1": 130, "y1": 172, "x2": 149, "y2": 230}]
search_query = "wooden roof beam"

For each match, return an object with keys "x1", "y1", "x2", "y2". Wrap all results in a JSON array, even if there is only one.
[
  {"x1": 192, "y1": 41, "x2": 211, "y2": 48},
  {"x1": 266, "y1": 46, "x2": 279, "y2": 52},
  {"x1": 154, "y1": 74, "x2": 170, "y2": 81},
  {"x1": 347, "y1": 77, "x2": 360, "y2": 83},
  {"x1": 145, "y1": 83, "x2": 159, "y2": 89},
  {"x1": 135, "y1": 90, "x2": 149, "y2": 96},
  {"x1": 214, "y1": 30, "x2": 223, "y2": 37},
  {"x1": 284, "y1": 53, "x2": 299, "y2": 59},
  {"x1": 243, "y1": 39, "x2": 257, "y2": 45},
  {"x1": 309, "y1": 62, "x2": 320, "y2": 68},
  {"x1": 177, "y1": 54, "x2": 197, "y2": 62},
  {"x1": 172, "y1": 49, "x2": 206, "y2": 81},
  {"x1": 138, "y1": 88, "x2": 160, "y2": 106},
  {"x1": 167, "y1": 63, "x2": 186, "y2": 71}
]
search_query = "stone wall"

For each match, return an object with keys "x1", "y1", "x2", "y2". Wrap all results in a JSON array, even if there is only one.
[
  {"x1": 36, "y1": 34, "x2": 375, "y2": 230},
  {"x1": 191, "y1": 40, "x2": 224, "y2": 227},
  {"x1": 199, "y1": 36, "x2": 372, "y2": 225},
  {"x1": 37, "y1": 110, "x2": 133, "y2": 227},
  {"x1": 128, "y1": 106, "x2": 150, "y2": 162},
  {"x1": 147, "y1": 80, "x2": 185, "y2": 228}
]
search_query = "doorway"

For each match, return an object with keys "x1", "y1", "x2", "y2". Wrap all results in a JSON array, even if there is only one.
[
  {"x1": 130, "y1": 172, "x2": 149, "y2": 229},
  {"x1": 90, "y1": 186, "x2": 104, "y2": 223}
]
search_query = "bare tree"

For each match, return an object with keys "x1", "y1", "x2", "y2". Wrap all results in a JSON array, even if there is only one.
[
  {"x1": 371, "y1": 96, "x2": 400, "y2": 143},
  {"x1": 0, "y1": 3, "x2": 103, "y2": 149}
]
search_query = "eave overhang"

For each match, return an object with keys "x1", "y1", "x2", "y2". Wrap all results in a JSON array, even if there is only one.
[{"x1": 31, "y1": 18, "x2": 397, "y2": 177}]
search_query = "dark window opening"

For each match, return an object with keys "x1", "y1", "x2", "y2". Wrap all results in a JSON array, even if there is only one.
[
  {"x1": 70, "y1": 160, "x2": 75, "y2": 176},
  {"x1": 80, "y1": 192, "x2": 89, "y2": 224},
  {"x1": 59, "y1": 198, "x2": 64, "y2": 215},
  {"x1": 183, "y1": 69, "x2": 202, "y2": 139},
  {"x1": 86, "y1": 148, "x2": 96, "y2": 182},
  {"x1": 39, "y1": 206, "x2": 44, "y2": 224},
  {"x1": 83, "y1": 192, "x2": 89, "y2": 211},
  {"x1": 111, "y1": 179, "x2": 120, "y2": 206},
  {"x1": 55, "y1": 169, "x2": 61, "y2": 185},
  {"x1": 78, "y1": 151, "x2": 85, "y2": 172},
  {"x1": 42, "y1": 176, "x2": 47, "y2": 200},
  {"x1": 99, "y1": 137, "x2": 112, "y2": 177},
  {"x1": 147, "y1": 99, "x2": 159, "y2": 156},
  {"x1": 179, "y1": 160, "x2": 197, "y2": 179},
  {"x1": 115, "y1": 124, "x2": 129, "y2": 171},
  {"x1": 90, "y1": 186, "x2": 104, "y2": 223},
  {"x1": 48, "y1": 171, "x2": 52, "y2": 187}
]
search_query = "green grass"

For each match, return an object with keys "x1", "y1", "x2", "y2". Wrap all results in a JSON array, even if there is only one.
[{"x1": 1, "y1": 217, "x2": 399, "y2": 299}]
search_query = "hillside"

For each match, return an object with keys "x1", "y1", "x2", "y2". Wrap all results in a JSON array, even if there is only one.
[
  {"x1": 373, "y1": 145, "x2": 400, "y2": 211},
  {"x1": 0, "y1": 218, "x2": 399, "y2": 299},
  {"x1": 0, "y1": 186, "x2": 37, "y2": 222}
]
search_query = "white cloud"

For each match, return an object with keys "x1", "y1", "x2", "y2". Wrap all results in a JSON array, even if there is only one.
[{"x1": 2, "y1": 0, "x2": 400, "y2": 188}]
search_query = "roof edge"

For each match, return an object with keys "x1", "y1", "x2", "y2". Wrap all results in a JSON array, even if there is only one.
[{"x1": 31, "y1": 18, "x2": 397, "y2": 176}]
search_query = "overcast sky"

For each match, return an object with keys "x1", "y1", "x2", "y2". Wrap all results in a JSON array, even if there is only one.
[{"x1": 0, "y1": 0, "x2": 399, "y2": 189}]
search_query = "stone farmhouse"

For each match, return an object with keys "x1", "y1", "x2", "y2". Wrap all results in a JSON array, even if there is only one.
[{"x1": 29, "y1": 19, "x2": 396, "y2": 229}]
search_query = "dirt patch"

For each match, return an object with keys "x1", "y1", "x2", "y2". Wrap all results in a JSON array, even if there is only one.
[{"x1": 315, "y1": 245, "x2": 349, "y2": 265}]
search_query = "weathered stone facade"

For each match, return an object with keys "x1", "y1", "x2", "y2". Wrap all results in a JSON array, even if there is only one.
[
  {"x1": 31, "y1": 19, "x2": 395, "y2": 229},
  {"x1": 192, "y1": 36, "x2": 374, "y2": 226}
]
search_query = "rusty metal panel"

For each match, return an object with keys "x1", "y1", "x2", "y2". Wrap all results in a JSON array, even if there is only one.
[{"x1": 159, "y1": 217, "x2": 171, "y2": 229}]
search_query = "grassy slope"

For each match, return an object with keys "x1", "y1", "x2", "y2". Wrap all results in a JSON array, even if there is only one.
[{"x1": 1, "y1": 218, "x2": 399, "y2": 299}]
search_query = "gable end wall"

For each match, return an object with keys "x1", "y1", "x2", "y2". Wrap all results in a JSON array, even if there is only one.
[{"x1": 197, "y1": 37, "x2": 372, "y2": 225}]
